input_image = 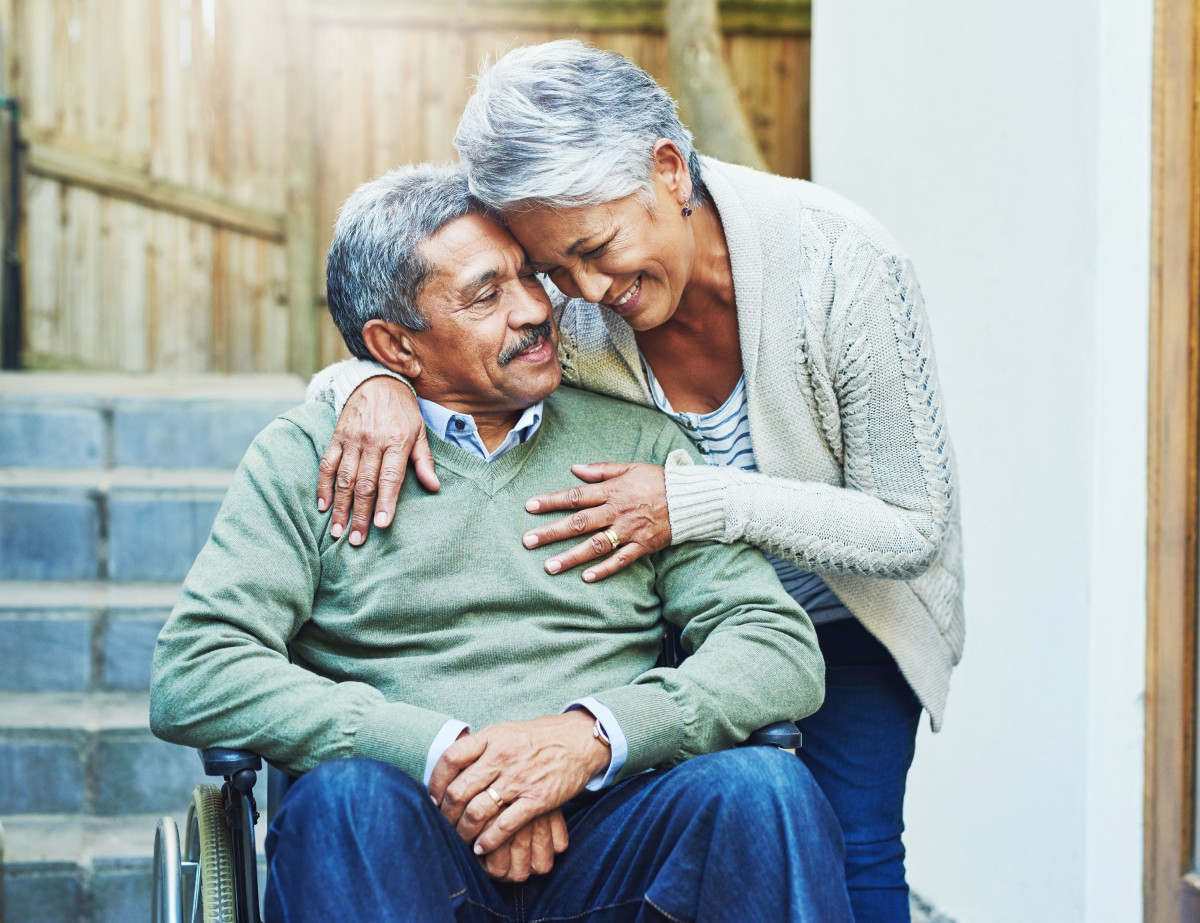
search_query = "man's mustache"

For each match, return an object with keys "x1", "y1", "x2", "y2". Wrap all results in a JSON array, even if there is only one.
[{"x1": 498, "y1": 321, "x2": 553, "y2": 365}]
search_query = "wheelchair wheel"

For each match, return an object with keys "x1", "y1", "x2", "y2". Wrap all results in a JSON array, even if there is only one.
[
  {"x1": 152, "y1": 816, "x2": 183, "y2": 923},
  {"x1": 183, "y1": 783, "x2": 236, "y2": 923}
]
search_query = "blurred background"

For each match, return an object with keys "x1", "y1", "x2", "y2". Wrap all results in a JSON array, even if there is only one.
[{"x1": 1, "y1": 0, "x2": 1193, "y2": 921}]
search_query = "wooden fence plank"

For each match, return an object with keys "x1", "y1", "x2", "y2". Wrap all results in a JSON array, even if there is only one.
[
  {"x1": 114, "y1": 197, "x2": 148, "y2": 370},
  {"x1": 22, "y1": 177, "x2": 58, "y2": 367},
  {"x1": 284, "y1": 1, "x2": 318, "y2": 375}
]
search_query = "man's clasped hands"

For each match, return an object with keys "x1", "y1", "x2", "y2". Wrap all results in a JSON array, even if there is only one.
[{"x1": 428, "y1": 710, "x2": 610, "y2": 882}]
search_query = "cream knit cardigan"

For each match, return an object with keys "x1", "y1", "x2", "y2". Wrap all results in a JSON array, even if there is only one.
[{"x1": 309, "y1": 157, "x2": 964, "y2": 730}]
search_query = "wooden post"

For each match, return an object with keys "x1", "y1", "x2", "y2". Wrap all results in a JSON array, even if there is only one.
[
  {"x1": 0, "y1": 0, "x2": 19, "y2": 370},
  {"x1": 284, "y1": 0, "x2": 317, "y2": 377},
  {"x1": 1144, "y1": 0, "x2": 1200, "y2": 918}
]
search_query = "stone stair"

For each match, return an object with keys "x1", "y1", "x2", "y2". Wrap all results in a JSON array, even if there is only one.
[{"x1": 0, "y1": 373, "x2": 304, "y2": 923}]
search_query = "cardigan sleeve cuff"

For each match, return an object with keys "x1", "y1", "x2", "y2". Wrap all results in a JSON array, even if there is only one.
[
  {"x1": 664, "y1": 449, "x2": 730, "y2": 545},
  {"x1": 351, "y1": 700, "x2": 455, "y2": 784},
  {"x1": 588, "y1": 684, "x2": 688, "y2": 780},
  {"x1": 306, "y1": 358, "x2": 413, "y2": 417}
]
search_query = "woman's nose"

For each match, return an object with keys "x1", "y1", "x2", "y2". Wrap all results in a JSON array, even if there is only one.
[{"x1": 570, "y1": 266, "x2": 613, "y2": 305}]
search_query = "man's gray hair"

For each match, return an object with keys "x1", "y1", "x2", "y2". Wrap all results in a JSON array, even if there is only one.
[
  {"x1": 453, "y1": 39, "x2": 705, "y2": 213},
  {"x1": 326, "y1": 163, "x2": 487, "y2": 360}
]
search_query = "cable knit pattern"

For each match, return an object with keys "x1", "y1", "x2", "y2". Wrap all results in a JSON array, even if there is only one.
[
  {"x1": 793, "y1": 212, "x2": 843, "y2": 466},
  {"x1": 830, "y1": 237, "x2": 876, "y2": 495},
  {"x1": 881, "y1": 255, "x2": 954, "y2": 545},
  {"x1": 305, "y1": 158, "x2": 964, "y2": 730}
]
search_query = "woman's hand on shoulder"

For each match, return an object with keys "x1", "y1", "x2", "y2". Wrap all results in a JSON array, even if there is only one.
[
  {"x1": 522, "y1": 463, "x2": 670, "y2": 581},
  {"x1": 317, "y1": 376, "x2": 440, "y2": 544}
]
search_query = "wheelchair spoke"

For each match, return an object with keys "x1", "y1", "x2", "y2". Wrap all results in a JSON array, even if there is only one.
[{"x1": 189, "y1": 862, "x2": 202, "y2": 923}]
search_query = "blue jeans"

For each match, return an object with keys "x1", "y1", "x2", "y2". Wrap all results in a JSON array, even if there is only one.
[
  {"x1": 264, "y1": 748, "x2": 853, "y2": 922},
  {"x1": 797, "y1": 618, "x2": 923, "y2": 923}
]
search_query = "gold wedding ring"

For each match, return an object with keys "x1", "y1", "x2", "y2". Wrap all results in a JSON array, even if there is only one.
[
  {"x1": 603, "y1": 528, "x2": 621, "y2": 550},
  {"x1": 485, "y1": 786, "x2": 504, "y2": 808}
]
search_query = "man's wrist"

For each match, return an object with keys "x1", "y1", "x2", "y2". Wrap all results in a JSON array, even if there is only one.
[
  {"x1": 564, "y1": 709, "x2": 611, "y2": 776},
  {"x1": 423, "y1": 718, "x2": 471, "y2": 788}
]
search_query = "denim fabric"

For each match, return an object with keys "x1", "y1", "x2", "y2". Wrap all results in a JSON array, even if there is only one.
[
  {"x1": 264, "y1": 749, "x2": 853, "y2": 922},
  {"x1": 797, "y1": 618, "x2": 923, "y2": 923}
]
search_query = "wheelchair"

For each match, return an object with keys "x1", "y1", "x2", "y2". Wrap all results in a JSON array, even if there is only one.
[{"x1": 151, "y1": 626, "x2": 803, "y2": 923}]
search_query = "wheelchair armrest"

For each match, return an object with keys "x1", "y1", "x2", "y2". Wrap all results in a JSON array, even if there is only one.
[
  {"x1": 199, "y1": 747, "x2": 263, "y2": 778},
  {"x1": 741, "y1": 721, "x2": 802, "y2": 750}
]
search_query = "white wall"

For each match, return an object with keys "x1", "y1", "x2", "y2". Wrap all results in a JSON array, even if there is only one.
[{"x1": 810, "y1": 2, "x2": 1152, "y2": 920}]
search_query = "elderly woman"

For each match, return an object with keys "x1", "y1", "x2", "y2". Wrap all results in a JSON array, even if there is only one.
[{"x1": 308, "y1": 40, "x2": 962, "y2": 923}]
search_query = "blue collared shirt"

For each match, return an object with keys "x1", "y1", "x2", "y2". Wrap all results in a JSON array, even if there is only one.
[
  {"x1": 416, "y1": 396, "x2": 628, "y2": 791},
  {"x1": 417, "y1": 398, "x2": 544, "y2": 462}
]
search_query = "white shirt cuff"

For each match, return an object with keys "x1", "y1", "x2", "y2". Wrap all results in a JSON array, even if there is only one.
[
  {"x1": 565, "y1": 697, "x2": 627, "y2": 790},
  {"x1": 423, "y1": 718, "x2": 471, "y2": 789}
]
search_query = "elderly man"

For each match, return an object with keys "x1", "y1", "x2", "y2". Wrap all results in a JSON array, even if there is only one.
[{"x1": 150, "y1": 164, "x2": 852, "y2": 922}]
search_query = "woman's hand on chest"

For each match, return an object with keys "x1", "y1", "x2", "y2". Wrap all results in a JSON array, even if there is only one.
[{"x1": 521, "y1": 462, "x2": 670, "y2": 582}]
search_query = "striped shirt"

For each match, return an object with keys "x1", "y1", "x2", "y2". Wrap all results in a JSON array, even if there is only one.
[{"x1": 643, "y1": 360, "x2": 850, "y2": 625}]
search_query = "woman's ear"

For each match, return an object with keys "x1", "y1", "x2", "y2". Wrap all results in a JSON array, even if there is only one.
[
  {"x1": 362, "y1": 320, "x2": 422, "y2": 379},
  {"x1": 651, "y1": 139, "x2": 691, "y2": 203}
]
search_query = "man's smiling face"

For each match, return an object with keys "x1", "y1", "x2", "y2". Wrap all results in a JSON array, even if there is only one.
[{"x1": 406, "y1": 212, "x2": 561, "y2": 416}]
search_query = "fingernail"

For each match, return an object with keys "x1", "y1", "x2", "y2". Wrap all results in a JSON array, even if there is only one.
[
  {"x1": 430, "y1": 795, "x2": 437, "y2": 804},
  {"x1": 583, "y1": 571, "x2": 596, "y2": 582},
  {"x1": 526, "y1": 500, "x2": 540, "y2": 512},
  {"x1": 547, "y1": 560, "x2": 561, "y2": 574},
  {"x1": 523, "y1": 534, "x2": 538, "y2": 548},
  {"x1": 474, "y1": 843, "x2": 484, "y2": 856},
  {"x1": 318, "y1": 498, "x2": 328, "y2": 512},
  {"x1": 375, "y1": 512, "x2": 388, "y2": 527},
  {"x1": 331, "y1": 523, "x2": 343, "y2": 538},
  {"x1": 350, "y1": 530, "x2": 362, "y2": 545}
]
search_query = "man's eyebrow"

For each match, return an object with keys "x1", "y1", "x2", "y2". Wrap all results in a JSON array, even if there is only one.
[{"x1": 458, "y1": 268, "x2": 499, "y2": 297}]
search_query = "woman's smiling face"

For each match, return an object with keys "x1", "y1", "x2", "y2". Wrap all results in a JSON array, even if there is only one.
[{"x1": 504, "y1": 144, "x2": 697, "y2": 332}]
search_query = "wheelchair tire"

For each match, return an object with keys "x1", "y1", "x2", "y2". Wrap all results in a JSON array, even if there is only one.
[
  {"x1": 184, "y1": 783, "x2": 236, "y2": 923},
  {"x1": 152, "y1": 816, "x2": 183, "y2": 923}
]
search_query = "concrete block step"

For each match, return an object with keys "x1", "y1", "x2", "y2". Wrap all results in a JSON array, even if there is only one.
[
  {"x1": 0, "y1": 372, "x2": 305, "y2": 470},
  {"x1": 2, "y1": 811, "x2": 267, "y2": 923},
  {"x1": 0, "y1": 692, "x2": 211, "y2": 817},
  {"x1": 0, "y1": 582, "x2": 179, "y2": 693},
  {"x1": 2, "y1": 813, "x2": 172, "y2": 923},
  {"x1": 0, "y1": 470, "x2": 232, "y2": 582}
]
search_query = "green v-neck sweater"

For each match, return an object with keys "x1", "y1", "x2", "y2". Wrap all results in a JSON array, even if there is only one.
[{"x1": 150, "y1": 386, "x2": 823, "y2": 783}]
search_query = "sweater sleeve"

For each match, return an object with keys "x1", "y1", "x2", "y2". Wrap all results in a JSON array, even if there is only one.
[
  {"x1": 305, "y1": 358, "x2": 410, "y2": 417},
  {"x1": 665, "y1": 247, "x2": 955, "y2": 580},
  {"x1": 149, "y1": 414, "x2": 456, "y2": 781},
  {"x1": 589, "y1": 427, "x2": 824, "y2": 779}
]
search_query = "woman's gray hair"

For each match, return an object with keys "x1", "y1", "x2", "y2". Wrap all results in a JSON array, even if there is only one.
[
  {"x1": 326, "y1": 163, "x2": 489, "y2": 360},
  {"x1": 453, "y1": 39, "x2": 705, "y2": 213}
]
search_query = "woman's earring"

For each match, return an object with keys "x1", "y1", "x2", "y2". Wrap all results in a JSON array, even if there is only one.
[{"x1": 681, "y1": 205, "x2": 693, "y2": 218}]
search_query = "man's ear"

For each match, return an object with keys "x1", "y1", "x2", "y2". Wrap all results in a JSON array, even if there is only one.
[{"x1": 362, "y1": 320, "x2": 422, "y2": 379}]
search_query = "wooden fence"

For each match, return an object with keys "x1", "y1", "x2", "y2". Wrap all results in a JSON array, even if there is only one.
[{"x1": 0, "y1": 0, "x2": 811, "y2": 375}]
